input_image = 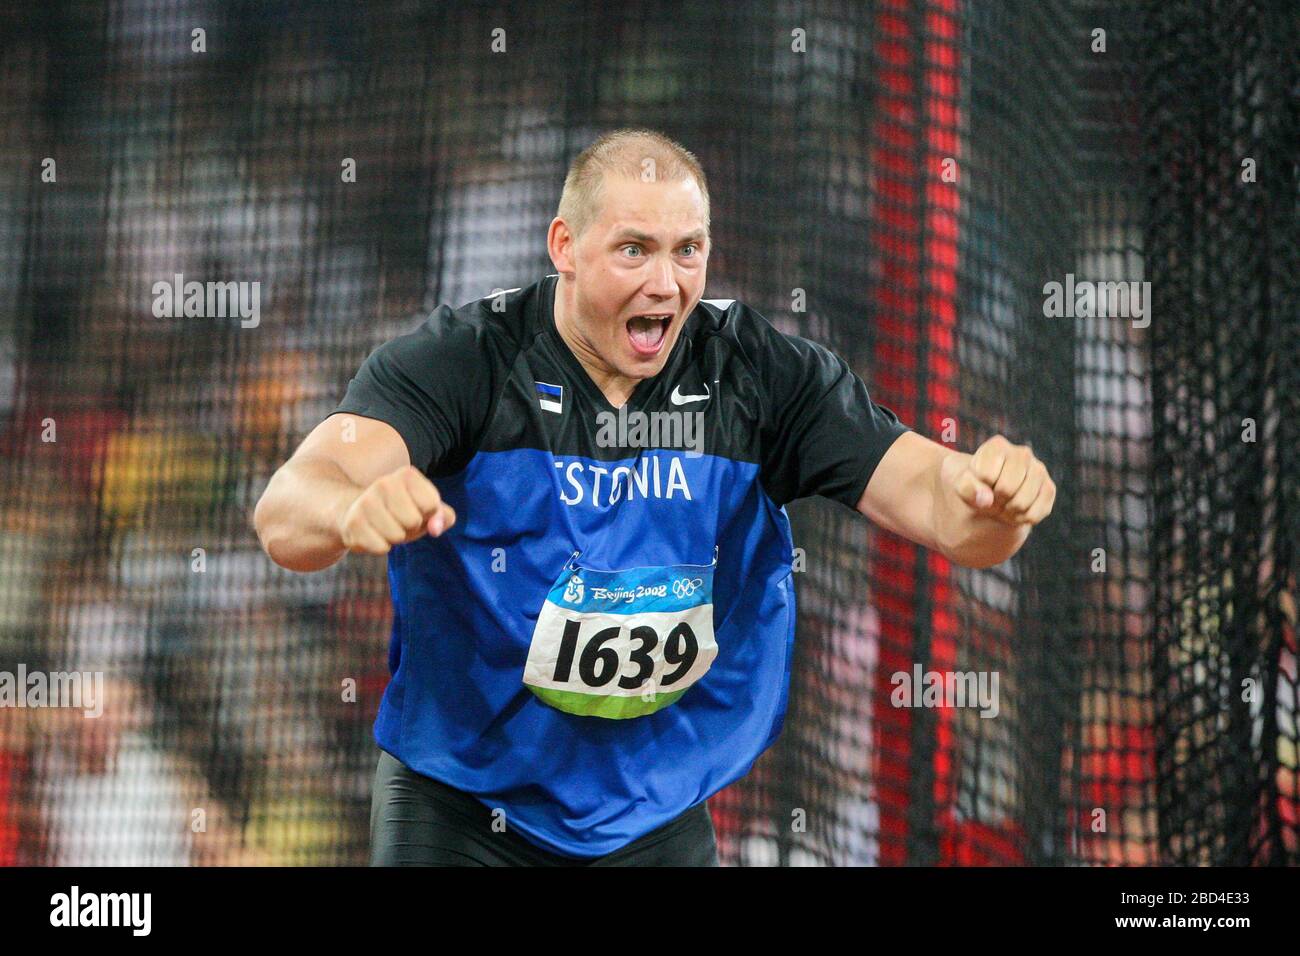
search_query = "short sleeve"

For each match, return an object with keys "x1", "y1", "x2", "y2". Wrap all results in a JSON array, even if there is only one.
[
  {"x1": 331, "y1": 306, "x2": 493, "y2": 475},
  {"x1": 755, "y1": 323, "x2": 911, "y2": 510}
]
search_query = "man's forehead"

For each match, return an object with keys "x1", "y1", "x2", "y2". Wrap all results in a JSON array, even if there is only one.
[{"x1": 592, "y1": 177, "x2": 705, "y2": 227}]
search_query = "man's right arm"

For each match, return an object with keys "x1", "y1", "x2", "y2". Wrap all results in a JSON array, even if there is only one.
[{"x1": 253, "y1": 413, "x2": 456, "y2": 573}]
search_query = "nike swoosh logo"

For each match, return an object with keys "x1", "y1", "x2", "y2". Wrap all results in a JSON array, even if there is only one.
[{"x1": 670, "y1": 383, "x2": 711, "y2": 405}]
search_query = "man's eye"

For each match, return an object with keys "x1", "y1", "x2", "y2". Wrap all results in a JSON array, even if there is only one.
[
  {"x1": 679, "y1": 244, "x2": 697, "y2": 257},
  {"x1": 622, "y1": 245, "x2": 642, "y2": 257}
]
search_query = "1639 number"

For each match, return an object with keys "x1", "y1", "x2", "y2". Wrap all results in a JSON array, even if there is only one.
[{"x1": 551, "y1": 619, "x2": 699, "y2": 689}]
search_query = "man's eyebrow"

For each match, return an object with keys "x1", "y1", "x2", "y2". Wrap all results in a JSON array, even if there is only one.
[{"x1": 613, "y1": 229, "x2": 707, "y2": 244}]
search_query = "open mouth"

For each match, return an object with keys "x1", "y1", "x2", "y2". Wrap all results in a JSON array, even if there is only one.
[{"x1": 626, "y1": 312, "x2": 673, "y2": 356}]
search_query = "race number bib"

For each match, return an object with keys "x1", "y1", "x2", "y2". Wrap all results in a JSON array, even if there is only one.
[{"x1": 522, "y1": 549, "x2": 719, "y2": 719}]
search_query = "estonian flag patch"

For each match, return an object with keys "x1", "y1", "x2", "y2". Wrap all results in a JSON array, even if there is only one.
[{"x1": 536, "y1": 381, "x2": 563, "y2": 414}]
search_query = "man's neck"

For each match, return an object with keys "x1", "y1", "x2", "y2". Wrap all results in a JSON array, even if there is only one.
[{"x1": 552, "y1": 278, "x2": 637, "y2": 408}]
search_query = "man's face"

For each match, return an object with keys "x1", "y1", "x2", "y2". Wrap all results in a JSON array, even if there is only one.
[{"x1": 558, "y1": 174, "x2": 709, "y2": 382}]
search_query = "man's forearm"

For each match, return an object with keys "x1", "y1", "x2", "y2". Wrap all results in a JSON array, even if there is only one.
[
  {"x1": 254, "y1": 457, "x2": 364, "y2": 572},
  {"x1": 931, "y1": 451, "x2": 1032, "y2": 569}
]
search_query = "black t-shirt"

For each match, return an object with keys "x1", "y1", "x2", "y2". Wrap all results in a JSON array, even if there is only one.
[
  {"x1": 328, "y1": 273, "x2": 913, "y2": 858},
  {"x1": 334, "y1": 274, "x2": 910, "y2": 510}
]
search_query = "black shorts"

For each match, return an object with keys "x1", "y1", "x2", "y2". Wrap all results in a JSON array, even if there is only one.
[{"x1": 369, "y1": 750, "x2": 720, "y2": 866}]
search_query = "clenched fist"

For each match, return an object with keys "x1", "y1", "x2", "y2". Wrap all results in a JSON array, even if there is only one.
[
  {"x1": 339, "y1": 465, "x2": 457, "y2": 555},
  {"x1": 941, "y1": 434, "x2": 1056, "y2": 527}
]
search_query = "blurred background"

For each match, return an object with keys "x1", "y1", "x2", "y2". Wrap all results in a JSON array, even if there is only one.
[{"x1": 0, "y1": 0, "x2": 1295, "y2": 865}]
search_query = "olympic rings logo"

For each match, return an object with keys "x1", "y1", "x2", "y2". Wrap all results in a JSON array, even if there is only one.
[{"x1": 672, "y1": 577, "x2": 705, "y2": 598}]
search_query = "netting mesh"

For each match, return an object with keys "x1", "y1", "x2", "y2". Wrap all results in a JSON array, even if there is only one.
[
  {"x1": 1143, "y1": 0, "x2": 1299, "y2": 865},
  {"x1": 0, "y1": 0, "x2": 1293, "y2": 865}
]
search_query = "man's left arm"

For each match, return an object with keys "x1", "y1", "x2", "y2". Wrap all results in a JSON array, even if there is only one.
[{"x1": 856, "y1": 432, "x2": 1057, "y2": 569}]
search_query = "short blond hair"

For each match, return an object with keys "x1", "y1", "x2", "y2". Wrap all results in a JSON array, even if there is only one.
[{"x1": 557, "y1": 128, "x2": 710, "y2": 239}]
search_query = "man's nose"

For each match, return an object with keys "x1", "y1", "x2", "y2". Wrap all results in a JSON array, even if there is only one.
[{"x1": 643, "y1": 254, "x2": 678, "y2": 298}]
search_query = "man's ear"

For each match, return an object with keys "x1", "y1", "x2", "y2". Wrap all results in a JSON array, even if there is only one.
[{"x1": 547, "y1": 217, "x2": 575, "y2": 275}]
